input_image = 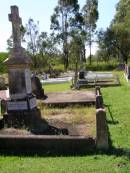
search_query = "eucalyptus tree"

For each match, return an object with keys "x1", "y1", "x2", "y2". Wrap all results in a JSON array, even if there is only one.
[
  {"x1": 24, "y1": 18, "x2": 40, "y2": 68},
  {"x1": 114, "y1": 0, "x2": 130, "y2": 24},
  {"x1": 98, "y1": 0, "x2": 130, "y2": 64},
  {"x1": 69, "y1": 30, "x2": 84, "y2": 87},
  {"x1": 38, "y1": 32, "x2": 61, "y2": 67},
  {"x1": 98, "y1": 25, "x2": 130, "y2": 64},
  {"x1": 69, "y1": 11, "x2": 87, "y2": 69},
  {"x1": 25, "y1": 18, "x2": 39, "y2": 56},
  {"x1": 82, "y1": 0, "x2": 99, "y2": 64},
  {"x1": 50, "y1": 0, "x2": 79, "y2": 70}
]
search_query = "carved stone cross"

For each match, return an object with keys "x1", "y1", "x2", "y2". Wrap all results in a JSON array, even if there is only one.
[{"x1": 9, "y1": 6, "x2": 22, "y2": 49}]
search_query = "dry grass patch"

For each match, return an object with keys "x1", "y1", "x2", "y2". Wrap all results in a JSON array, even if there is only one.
[
  {"x1": 38, "y1": 102, "x2": 95, "y2": 124},
  {"x1": 38, "y1": 102, "x2": 96, "y2": 137}
]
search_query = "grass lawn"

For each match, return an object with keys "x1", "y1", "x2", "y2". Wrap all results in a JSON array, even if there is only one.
[
  {"x1": 0, "y1": 72, "x2": 130, "y2": 173},
  {"x1": 43, "y1": 82, "x2": 71, "y2": 92}
]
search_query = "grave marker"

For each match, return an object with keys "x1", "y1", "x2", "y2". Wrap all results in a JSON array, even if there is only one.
[{"x1": 5, "y1": 5, "x2": 37, "y2": 112}]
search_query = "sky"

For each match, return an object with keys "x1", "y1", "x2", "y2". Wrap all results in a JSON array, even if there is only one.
[{"x1": 0, "y1": 0, "x2": 119, "y2": 54}]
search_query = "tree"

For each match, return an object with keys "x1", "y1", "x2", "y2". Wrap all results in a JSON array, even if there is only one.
[
  {"x1": 69, "y1": 11, "x2": 87, "y2": 69},
  {"x1": 37, "y1": 32, "x2": 61, "y2": 67},
  {"x1": 24, "y1": 18, "x2": 40, "y2": 68},
  {"x1": 82, "y1": 0, "x2": 99, "y2": 65},
  {"x1": 50, "y1": 0, "x2": 79, "y2": 70},
  {"x1": 114, "y1": 0, "x2": 130, "y2": 24},
  {"x1": 98, "y1": 25, "x2": 130, "y2": 64},
  {"x1": 69, "y1": 30, "x2": 85, "y2": 87},
  {"x1": 25, "y1": 18, "x2": 39, "y2": 55},
  {"x1": 0, "y1": 52, "x2": 8, "y2": 73}
]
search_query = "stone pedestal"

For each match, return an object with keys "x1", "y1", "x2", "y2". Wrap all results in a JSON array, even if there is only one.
[{"x1": 5, "y1": 49, "x2": 37, "y2": 113}]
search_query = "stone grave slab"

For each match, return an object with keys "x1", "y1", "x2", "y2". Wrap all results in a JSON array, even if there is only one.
[
  {"x1": 41, "y1": 77, "x2": 72, "y2": 85},
  {"x1": 43, "y1": 91, "x2": 95, "y2": 105},
  {"x1": 76, "y1": 71, "x2": 120, "y2": 88}
]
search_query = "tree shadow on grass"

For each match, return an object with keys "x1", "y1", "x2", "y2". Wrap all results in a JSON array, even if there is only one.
[{"x1": 104, "y1": 104, "x2": 119, "y2": 125}]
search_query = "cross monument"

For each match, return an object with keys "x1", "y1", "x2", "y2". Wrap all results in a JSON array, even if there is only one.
[
  {"x1": 9, "y1": 6, "x2": 22, "y2": 49},
  {"x1": 5, "y1": 5, "x2": 37, "y2": 112}
]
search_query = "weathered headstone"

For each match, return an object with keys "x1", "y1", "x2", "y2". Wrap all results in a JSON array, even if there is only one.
[
  {"x1": 31, "y1": 75, "x2": 47, "y2": 99},
  {"x1": 96, "y1": 109, "x2": 109, "y2": 150},
  {"x1": 79, "y1": 70, "x2": 85, "y2": 79},
  {"x1": 5, "y1": 5, "x2": 37, "y2": 112}
]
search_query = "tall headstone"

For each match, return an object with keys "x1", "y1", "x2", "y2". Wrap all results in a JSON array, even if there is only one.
[{"x1": 5, "y1": 6, "x2": 37, "y2": 112}]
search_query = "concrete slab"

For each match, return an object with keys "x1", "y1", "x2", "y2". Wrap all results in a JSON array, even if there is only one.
[
  {"x1": 43, "y1": 91, "x2": 95, "y2": 105},
  {"x1": 0, "y1": 134, "x2": 95, "y2": 154},
  {"x1": 85, "y1": 71, "x2": 113, "y2": 81},
  {"x1": 41, "y1": 77, "x2": 72, "y2": 85}
]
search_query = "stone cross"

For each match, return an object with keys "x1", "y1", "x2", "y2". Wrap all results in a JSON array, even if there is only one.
[{"x1": 8, "y1": 6, "x2": 22, "y2": 49}]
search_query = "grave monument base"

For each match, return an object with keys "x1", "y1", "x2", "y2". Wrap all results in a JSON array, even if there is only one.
[
  {"x1": 3, "y1": 108, "x2": 49, "y2": 133},
  {"x1": 7, "y1": 95, "x2": 37, "y2": 112}
]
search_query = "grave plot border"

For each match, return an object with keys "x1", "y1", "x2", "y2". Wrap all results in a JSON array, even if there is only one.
[{"x1": 0, "y1": 87, "x2": 109, "y2": 155}]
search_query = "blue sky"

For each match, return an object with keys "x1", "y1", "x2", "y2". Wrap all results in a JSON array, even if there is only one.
[{"x1": 0, "y1": 0, "x2": 119, "y2": 52}]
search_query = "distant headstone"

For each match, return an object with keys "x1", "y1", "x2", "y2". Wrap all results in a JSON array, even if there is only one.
[{"x1": 79, "y1": 70, "x2": 85, "y2": 79}]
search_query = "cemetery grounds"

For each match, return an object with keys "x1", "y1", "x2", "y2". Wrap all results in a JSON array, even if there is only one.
[{"x1": 0, "y1": 71, "x2": 130, "y2": 173}]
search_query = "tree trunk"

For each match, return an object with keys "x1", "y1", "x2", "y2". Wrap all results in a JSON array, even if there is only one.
[
  {"x1": 89, "y1": 40, "x2": 92, "y2": 65},
  {"x1": 74, "y1": 60, "x2": 78, "y2": 88}
]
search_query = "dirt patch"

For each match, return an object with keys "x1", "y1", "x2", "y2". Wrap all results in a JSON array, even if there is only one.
[
  {"x1": 0, "y1": 128, "x2": 32, "y2": 135},
  {"x1": 47, "y1": 119, "x2": 95, "y2": 137},
  {"x1": 0, "y1": 105, "x2": 95, "y2": 137}
]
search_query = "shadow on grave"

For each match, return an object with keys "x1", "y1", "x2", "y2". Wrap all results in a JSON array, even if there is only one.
[
  {"x1": 0, "y1": 111, "x2": 130, "y2": 160},
  {"x1": 0, "y1": 106, "x2": 96, "y2": 156},
  {"x1": 0, "y1": 108, "x2": 68, "y2": 135}
]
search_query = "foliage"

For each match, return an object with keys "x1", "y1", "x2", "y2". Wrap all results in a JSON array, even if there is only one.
[
  {"x1": 50, "y1": 0, "x2": 80, "y2": 70},
  {"x1": 23, "y1": 19, "x2": 62, "y2": 70},
  {"x1": 86, "y1": 60, "x2": 119, "y2": 71},
  {"x1": 25, "y1": 18, "x2": 39, "y2": 55},
  {"x1": 0, "y1": 52, "x2": 8, "y2": 73},
  {"x1": 98, "y1": 0, "x2": 130, "y2": 64},
  {"x1": 82, "y1": 0, "x2": 99, "y2": 65},
  {"x1": 69, "y1": 30, "x2": 85, "y2": 86},
  {"x1": 98, "y1": 24, "x2": 130, "y2": 64}
]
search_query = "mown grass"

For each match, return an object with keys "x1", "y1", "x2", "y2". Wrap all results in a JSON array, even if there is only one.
[
  {"x1": 101, "y1": 72, "x2": 130, "y2": 149},
  {"x1": 0, "y1": 71, "x2": 130, "y2": 173},
  {"x1": 44, "y1": 82, "x2": 71, "y2": 92}
]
